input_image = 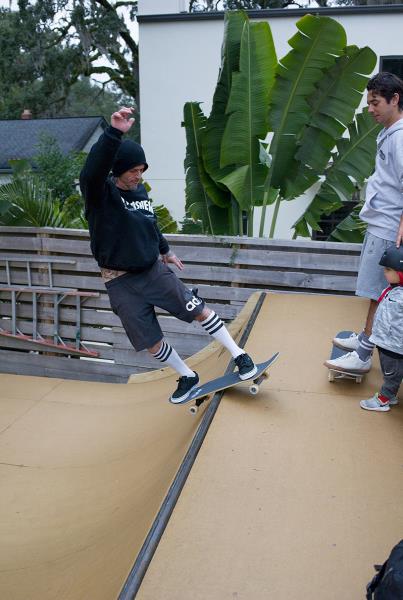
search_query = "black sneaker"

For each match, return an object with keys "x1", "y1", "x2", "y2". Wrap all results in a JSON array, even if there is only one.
[
  {"x1": 170, "y1": 372, "x2": 200, "y2": 404},
  {"x1": 234, "y1": 353, "x2": 257, "y2": 380}
]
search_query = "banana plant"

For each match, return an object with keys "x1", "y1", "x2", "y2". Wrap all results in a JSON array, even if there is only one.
[
  {"x1": 260, "y1": 15, "x2": 377, "y2": 237},
  {"x1": 327, "y1": 200, "x2": 367, "y2": 243},
  {"x1": 183, "y1": 102, "x2": 232, "y2": 234},
  {"x1": 219, "y1": 19, "x2": 277, "y2": 235},
  {"x1": 183, "y1": 11, "x2": 276, "y2": 235},
  {"x1": 183, "y1": 10, "x2": 378, "y2": 239},
  {"x1": 293, "y1": 108, "x2": 381, "y2": 237}
]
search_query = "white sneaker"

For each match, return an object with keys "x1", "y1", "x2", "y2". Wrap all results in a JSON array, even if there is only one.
[
  {"x1": 333, "y1": 332, "x2": 360, "y2": 351},
  {"x1": 360, "y1": 393, "x2": 390, "y2": 412},
  {"x1": 324, "y1": 351, "x2": 372, "y2": 373}
]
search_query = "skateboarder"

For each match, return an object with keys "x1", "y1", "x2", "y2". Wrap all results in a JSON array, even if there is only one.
[
  {"x1": 80, "y1": 107, "x2": 257, "y2": 403},
  {"x1": 328, "y1": 72, "x2": 403, "y2": 375},
  {"x1": 359, "y1": 246, "x2": 403, "y2": 411}
]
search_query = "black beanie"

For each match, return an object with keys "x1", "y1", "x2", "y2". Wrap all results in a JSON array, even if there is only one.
[{"x1": 112, "y1": 140, "x2": 148, "y2": 177}]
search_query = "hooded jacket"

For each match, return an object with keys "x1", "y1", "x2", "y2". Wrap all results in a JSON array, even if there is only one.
[
  {"x1": 80, "y1": 126, "x2": 169, "y2": 272},
  {"x1": 360, "y1": 118, "x2": 403, "y2": 242},
  {"x1": 370, "y1": 284, "x2": 403, "y2": 355}
]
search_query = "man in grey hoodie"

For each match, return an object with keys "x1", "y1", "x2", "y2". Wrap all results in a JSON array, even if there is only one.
[{"x1": 326, "y1": 72, "x2": 403, "y2": 374}]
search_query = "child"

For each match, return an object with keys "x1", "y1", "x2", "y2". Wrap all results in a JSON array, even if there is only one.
[{"x1": 360, "y1": 245, "x2": 403, "y2": 412}]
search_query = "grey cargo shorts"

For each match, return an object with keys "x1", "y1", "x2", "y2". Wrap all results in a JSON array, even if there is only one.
[
  {"x1": 105, "y1": 260, "x2": 205, "y2": 351},
  {"x1": 355, "y1": 231, "x2": 395, "y2": 301}
]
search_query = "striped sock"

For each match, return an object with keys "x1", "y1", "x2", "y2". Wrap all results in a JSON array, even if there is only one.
[
  {"x1": 357, "y1": 331, "x2": 375, "y2": 361},
  {"x1": 152, "y1": 340, "x2": 194, "y2": 377},
  {"x1": 199, "y1": 311, "x2": 243, "y2": 358}
]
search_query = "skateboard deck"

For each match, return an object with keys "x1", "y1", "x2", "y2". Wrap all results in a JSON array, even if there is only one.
[
  {"x1": 172, "y1": 352, "x2": 279, "y2": 414},
  {"x1": 325, "y1": 331, "x2": 364, "y2": 384}
]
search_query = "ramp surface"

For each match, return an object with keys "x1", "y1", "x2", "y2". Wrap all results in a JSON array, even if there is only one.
[
  {"x1": 136, "y1": 293, "x2": 403, "y2": 600},
  {"x1": 0, "y1": 296, "x2": 256, "y2": 600},
  {"x1": 1, "y1": 293, "x2": 402, "y2": 600}
]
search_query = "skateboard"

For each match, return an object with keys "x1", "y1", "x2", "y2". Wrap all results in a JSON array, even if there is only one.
[
  {"x1": 176, "y1": 352, "x2": 279, "y2": 415},
  {"x1": 325, "y1": 331, "x2": 364, "y2": 384}
]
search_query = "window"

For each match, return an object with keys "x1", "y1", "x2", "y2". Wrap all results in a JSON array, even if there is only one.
[{"x1": 380, "y1": 56, "x2": 403, "y2": 80}]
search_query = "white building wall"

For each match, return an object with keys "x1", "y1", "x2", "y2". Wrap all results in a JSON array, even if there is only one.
[{"x1": 137, "y1": 6, "x2": 403, "y2": 237}]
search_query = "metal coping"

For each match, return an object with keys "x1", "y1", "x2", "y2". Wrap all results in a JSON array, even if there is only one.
[
  {"x1": 138, "y1": 4, "x2": 403, "y2": 22},
  {"x1": 118, "y1": 291, "x2": 267, "y2": 600}
]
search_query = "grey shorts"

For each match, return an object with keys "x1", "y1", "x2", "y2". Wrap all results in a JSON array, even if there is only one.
[
  {"x1": 105, "y1": 260, "x2": 205, "y2": 351},
  {"x1": 355, "y1": 231, "x2": 394, "y2": 301}
]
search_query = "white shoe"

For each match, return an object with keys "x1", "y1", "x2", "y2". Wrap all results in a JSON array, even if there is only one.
[
  {"x1": 333, "y1": 332, "x2": 360, "y2": 351},
  {"x1": 324, "y1": 351, "x2": 372, "y2": 373},
  {"x1": 360, "y1": 393, "x2": 390, "y2": 412}
]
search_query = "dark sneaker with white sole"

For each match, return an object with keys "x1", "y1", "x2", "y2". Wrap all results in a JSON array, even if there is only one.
[
  {"x1": 234, "y1": 353, "x2": 257, "y2": 380},
  {"x1": 170, "y1": 372, "x2": 200, "y2": 404}
]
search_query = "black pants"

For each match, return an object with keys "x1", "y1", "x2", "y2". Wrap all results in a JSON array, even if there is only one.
[{"x1": 378, "y1": 348, "x2": 403, "y2": 400}]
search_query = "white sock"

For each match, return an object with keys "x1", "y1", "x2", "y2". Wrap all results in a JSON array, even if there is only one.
[
  {"x1": 152, "y1": 340, "x2": 194, "y2": 377},
  {"x1": 199, "y1": 311, "x2": 243, "y2": 358}
]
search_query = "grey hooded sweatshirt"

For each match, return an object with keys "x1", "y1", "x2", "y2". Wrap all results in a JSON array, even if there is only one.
[
  {"x1": 360, "y1": 118, "x2": 403, "y2": 241},
  {"x1": 370, "y1": 285, "x2": 403, "y2": 355}
]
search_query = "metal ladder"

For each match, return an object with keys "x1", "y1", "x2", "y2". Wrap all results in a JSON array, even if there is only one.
[{"x1": 0, "y1": 256, "x2": 100, "y2": 357}]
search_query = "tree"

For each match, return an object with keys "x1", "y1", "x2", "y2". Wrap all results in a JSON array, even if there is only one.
[{"x1": 0, "y1": 0, "x2": 139, "y2": 119}]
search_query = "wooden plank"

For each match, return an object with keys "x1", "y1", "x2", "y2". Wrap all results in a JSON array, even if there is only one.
[
  {"x1": 176, "y1": 265, "x2": 357, "y2": 291},
  {"x1": 0, "y1": 227, "x2": 364, "y2": 253},
  {"x1": 0, "y1": 349, "x2": 135, "y2": 383},
  {"x1": 165, "y1": 233, "x2": 363, "y2": 252},
  {"x1": 0, "y1": 237, "x2": 42, "y2": 252},
  {"x1": 168, "y1": 245, "x2": 360, "y2": 271}
]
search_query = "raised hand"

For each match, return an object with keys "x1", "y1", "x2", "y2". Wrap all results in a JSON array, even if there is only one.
[{"x1": 111, "y1": 107, "x2": 135, "y2": 134}]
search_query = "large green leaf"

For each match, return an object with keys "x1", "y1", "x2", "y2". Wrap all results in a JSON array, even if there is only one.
[
  {"x1": 202, "y1": 11, "x2": 247, "y2": 184},
  {"x1": 183, "y1": 102, "x2": 231, "y2": 235},
  {"x1": 327, "y1": 202, "x2": 367, "y2": 243},
  {"x1": 266, "y1": 14, "x2": 346, "y2": 196},
  {"x1": 285, "y1": 45, "x2": 377, "y2": 199},
  {"x1": 293, "y1": 108, "x2": 381, "y2": 237},
  {"x1": 219, "y1": 20, "x2": 277, "y2": 210},
  {"x1": 0, "y1": 176, "x2": 77, "y2": 227}
]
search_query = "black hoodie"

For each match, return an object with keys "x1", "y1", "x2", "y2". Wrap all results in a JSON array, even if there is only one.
[{"x1": 80, "y1": 126, "x2": 169, "y2": 272}]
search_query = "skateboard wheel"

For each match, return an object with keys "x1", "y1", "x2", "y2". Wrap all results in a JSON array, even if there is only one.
[
  {"x1": 249, "y1": 384, "x2": 259, "y2": 395},
  {"x1": 328, "y1": 371, "x2": 335, "y2": 382},
  {"x1": 189, "y1": 405, "x2": 198, "y2": 415}
]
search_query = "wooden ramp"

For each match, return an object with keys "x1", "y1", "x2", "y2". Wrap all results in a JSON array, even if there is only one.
[
  {"x1": 137, "y1": 293, "x2": 403, "y2": 600},
  {"x1": 0, "y1": 294, "x2": 257, "y2": 600},
  {"x1": 1, "y1": 293, "x2": 402, "y2": 600}
]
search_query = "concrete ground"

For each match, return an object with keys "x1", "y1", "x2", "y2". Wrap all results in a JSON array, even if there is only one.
[{"x1": 1, "y1": 293, "x2": 402, "y2": 599}]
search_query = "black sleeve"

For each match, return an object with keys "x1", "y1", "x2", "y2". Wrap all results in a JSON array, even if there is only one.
[
  {"x1": 158, "y1": 228, "x2": 170, "y2": 255},
  {"x1": 79, "y1": 126, "x2": 123, "y2": 204}
]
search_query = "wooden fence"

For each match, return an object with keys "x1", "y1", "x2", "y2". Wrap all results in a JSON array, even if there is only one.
[{"x1": 0, "y1": 227, "x2": 361, "y2": 382}]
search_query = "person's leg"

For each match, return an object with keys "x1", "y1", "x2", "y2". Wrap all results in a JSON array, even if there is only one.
[
  {"x1": 149, "y1": 339, "x2": 195, "y2": 377},
  {"x1": 148, "y1": 264, "x2": 257, "y2": 380},
  {"x1": 149, "y1": 338, "x2": 200, "y2": 403},
  {"x1": 363, "y1": 300, "x2": 378, "y2": 336},
  {"x1": 194, "y1": 308, "x2": 243, "y2": 357},
  {"x1": 331, "y1": 233, "x2": 393, "y2": 369},
  {"x1": 194, "y1": 307, "x2": 257, "y2": 379},
  {"x1": 360, "y1": 350, "x2": 402, "y2": 412},
  {"x1": 354, "y1": 300, "x2": 378, "y2": 360}
]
